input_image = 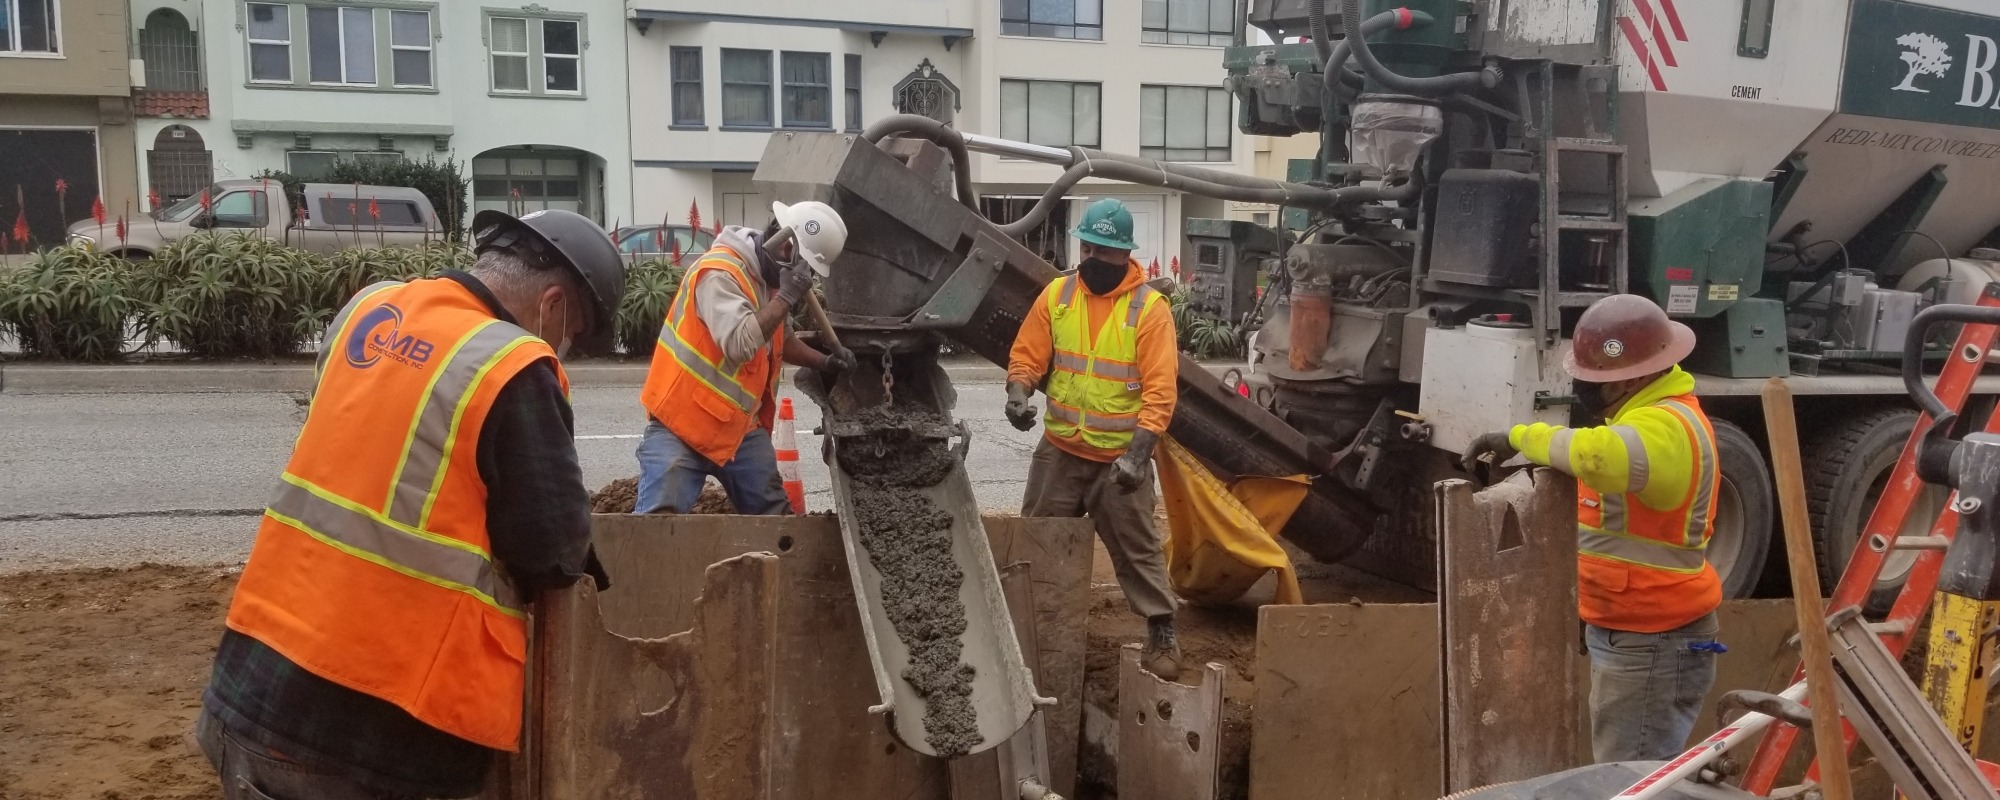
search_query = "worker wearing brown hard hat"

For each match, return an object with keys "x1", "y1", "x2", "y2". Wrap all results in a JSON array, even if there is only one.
[
  {"x1": 1462, "y1": 294, "x2": 1725, "y2": 763},
  {"x1": 197, "y1": 209, "x2": 623, "y2": 799},
  {"x1": 1005, "y1": 198, "x2": 1185, "y2": 681}
]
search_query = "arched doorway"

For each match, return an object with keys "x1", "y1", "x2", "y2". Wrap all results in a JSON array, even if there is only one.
[
  {"x1": 148, "y1": 125, "x2": 213, "y2": 204},
  {"x1": 139, "y1": 9, "x2": 202, "y2": 92},
  {"x1": 470, "y1": 146, "x2": 608, "y2": 224}
]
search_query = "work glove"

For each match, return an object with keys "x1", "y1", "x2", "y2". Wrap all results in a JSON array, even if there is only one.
[
  {"x1": 774, "y1": 259, "x2": 814, "y2": 308},
  {"x1": 1004, "y1": 382, "x2": 1038, "y2": 431},
  {"x1": 824, "y1": 346, "x2": 856, "y2": 379},
  {"x1": 1112, "y1": 429, "x2": 1161, "y2": 494},
  {"x1": 1459, "y1": 431, "x2": 1519, "y2": 473}
]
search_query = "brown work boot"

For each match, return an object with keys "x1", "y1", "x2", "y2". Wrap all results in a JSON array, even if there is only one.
[{"x1": 1143, "y1": 615, "x2": 1183, "y2": 682}]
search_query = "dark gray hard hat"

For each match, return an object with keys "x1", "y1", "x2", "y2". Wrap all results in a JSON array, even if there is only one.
[{"x1": 472, "y1": 209, "x2": 625, "y2": 356}]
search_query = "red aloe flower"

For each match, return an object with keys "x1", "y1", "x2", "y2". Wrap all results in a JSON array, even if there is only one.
[
  {"x1": 670, "y1": 235, "x2": 682, "y2": 265},
  {"x1": 116, "y1": 216, "x2": 128, "y2": 244},
  {"x1": 54, "y1": 178, "x2": 68, "y2": 196},
  {"x1": 11, "y1": 209, "x2": 27, "y2": 246},
  {"x1": 687, "y1": 200, "x2": 702, "y2": 233},
  {"x1": 1170, "y1": 256, "x2": 1181, "y2": 278},
  {"x1": 148, "y1": 189, "x2": 162, "y2": 210},
  {"x1": 712, "y1": 218, "x2": 722, "y2": 236},
  {"x1": 1149, "y1": 258, "x2": 1160, "y2": 278},
  {"x1": 91, "y1": 197, "x2": 107, "y2": 225},
  {"x1": 368, "y1": 198, "x2": 380, "y2": 220},
  {"x1": 199, "y1": 191, "x2": 212, "y2": 212}
]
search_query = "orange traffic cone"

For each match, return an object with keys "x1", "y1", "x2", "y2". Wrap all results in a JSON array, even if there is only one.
[{"x1": 775, "y1": 398, "x2": 807, "y2": 514}]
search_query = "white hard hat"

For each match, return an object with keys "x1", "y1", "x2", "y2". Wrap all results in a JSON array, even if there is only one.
[{"x1": 771, "y1": 200, "x2": 848, "y2": 277}]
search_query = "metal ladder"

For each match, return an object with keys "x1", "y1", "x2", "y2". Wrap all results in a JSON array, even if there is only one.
[{"x1": 1521, "y1": 62, "x2": 1628, "y2": 347}]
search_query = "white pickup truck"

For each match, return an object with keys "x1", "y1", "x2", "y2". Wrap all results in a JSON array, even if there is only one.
[{"x1": 67, "y1": 179, "x2": 443, "y2": 258}]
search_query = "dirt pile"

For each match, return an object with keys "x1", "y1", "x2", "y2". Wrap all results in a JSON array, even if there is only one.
[
  {"x1": 0, "y1": 564, "x2": 234, "y2": 800},
  {"x1": 836, "y1": 411, "x2": 980, "y2": 758},
  {"x1": 590, "y1": 477, "x2": 735, "y2": 514}
]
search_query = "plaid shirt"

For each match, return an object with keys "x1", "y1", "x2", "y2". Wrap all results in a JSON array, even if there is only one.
[{"x1": 203, "y1": 272, "x2": 604, "y2": 799}]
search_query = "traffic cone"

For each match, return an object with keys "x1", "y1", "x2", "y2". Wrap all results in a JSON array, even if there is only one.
[{"x1": 775, "y1": 398, "x2": 807, "y2": 514}]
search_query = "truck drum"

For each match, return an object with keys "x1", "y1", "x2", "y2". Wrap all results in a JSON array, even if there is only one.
[
  {"x1": 1707, "y1": 420, "x2": 1773, "y2": 601},
  {"x1": 1804, "y1": 408, "x2": 1950, "y2": 613}
]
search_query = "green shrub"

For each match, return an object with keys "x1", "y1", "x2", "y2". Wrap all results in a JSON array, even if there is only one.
[
  {"x1": 1167, "y1": 286, "x2": 1243, "y2": 359},
  {"x1": 139, "y1": 232, "x2": 326, "y2": 358},
  {"x1": 617, "y1": 256, "x2": 686, "y2": 357},
  {"x1": 0, "y1": 243, "x2": 140, "y2": 361},
  {"x1": 259, "y1": 155, "x2": 470, "y2": 241},
  {"x1": 316, "y1": 241, "x2": 471, "y2": 313}
]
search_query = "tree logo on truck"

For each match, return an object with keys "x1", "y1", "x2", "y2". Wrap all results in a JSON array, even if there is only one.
[{"x1": 1892, "y1": 32, "x2": 1953, "y2": 93}]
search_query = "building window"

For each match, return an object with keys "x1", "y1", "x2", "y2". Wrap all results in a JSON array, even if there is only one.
[
  {"x1": 246, "y1": 3, "x2": 291, "y2": 82},
  {"x1": 1000, "y1": 0, "x2": 1100, "y2": 41},
  {"x1": 780, "y1": 52, "x2": 830, "y2": 128},
  {"x1": 140, "y1": 9, "x2": 203, "y2": 90},
  {"x1": 488, "y1": 14, "x2": 583, "y2": 96},
  {"x1": 844, "y1": 53, "x2": 862, "y2": 131},
  {"x1": 721, "y1": 48, "x2": 772, "y2": 127},
  {"x1": 0, "y1": 0, "x2": 59, "y2": 54},
  {"x1": 1141, "y1": 85, "x2": 1231, "y2": 161},
  {"x1": 389, "y1": 10, "x2": 431, "y2": 88},
  {"x1": 1142, "y1": 0, "x2": 1233, "y2": 46},
  {"x1": 307, "y1": 6, "x2": 377, "y2": 86},
  {"x1": 671, "y1": 46, "x2": 703, "y2": 126},
  {"x1": 999, "y1": 79, "x2": 1099, "y2": 149},
  {"x1": 893, "y1": 58, "x2": 959, "y2": 124},
  {"x1": 473, "y1": 153, "x2": 586, "y2": 216}
]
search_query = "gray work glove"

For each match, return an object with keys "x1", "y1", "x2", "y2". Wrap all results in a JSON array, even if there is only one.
[
  {"x1": 823, "y1": 346, "x2": 856, "y2": 379},
  {"x1": 774, "y1": 259, "x2": 814, "y2": 308},
  {"x1": 1459, "y1": 431, "x2": 1518, "y2": 473},
  {"x1": 1004, "y1": 382, "x2": 1038, "y2": 431},
  {"x1": 1112, "y1": 429, "x2": 1160, "y2": 494}
]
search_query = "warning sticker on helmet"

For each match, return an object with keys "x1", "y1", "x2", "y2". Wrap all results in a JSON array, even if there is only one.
[{"x1": 1666, "y1": 284, "x2": 1698, "y2": 314}]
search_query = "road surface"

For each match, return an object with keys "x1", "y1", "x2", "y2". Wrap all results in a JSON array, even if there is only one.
[{"x1": 0, "y1": 380, "x2": 1041, "y2": 572}]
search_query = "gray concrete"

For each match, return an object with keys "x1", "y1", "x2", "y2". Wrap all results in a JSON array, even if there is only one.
[{"x1": 0, "y1": 378, "x2": 1044, "y2": 572}]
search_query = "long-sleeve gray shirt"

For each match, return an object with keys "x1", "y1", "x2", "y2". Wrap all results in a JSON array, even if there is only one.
[{"x1": 695, "y1": 226, "x2": 778, "y2": 364}]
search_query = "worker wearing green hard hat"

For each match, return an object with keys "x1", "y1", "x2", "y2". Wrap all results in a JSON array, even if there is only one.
[{"x1": 1072, "y1": 197, "x2": 1139, "y2": 251}]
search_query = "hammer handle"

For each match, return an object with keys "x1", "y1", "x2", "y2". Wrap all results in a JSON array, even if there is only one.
[{"x1": 762, "y1": 225, "x2": 843, "y2": 351}]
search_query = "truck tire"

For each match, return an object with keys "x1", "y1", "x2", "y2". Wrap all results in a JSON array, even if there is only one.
[
  {"x1": 1708, "y1": 420, "x2": 1774, "y2": 600},
  {"x1": 1805, "y1": 407, "x2": 1948, "y2": 613}
]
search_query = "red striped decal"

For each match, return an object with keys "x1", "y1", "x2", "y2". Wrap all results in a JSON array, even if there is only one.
[
  {"x1": 1633, "y1": 0, "x2": 1678, "y2": 67},
  {"x1": 1659, "y1": 0, "x2": 1688, "y2": 41},
  {"x1": 1617, "y1": 17, "x2": 1667, "y2": 91}
]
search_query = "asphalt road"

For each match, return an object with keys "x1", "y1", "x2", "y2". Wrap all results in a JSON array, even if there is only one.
[{"x1": 0, "y1": 379, "x2": 1040, "y2": 572}]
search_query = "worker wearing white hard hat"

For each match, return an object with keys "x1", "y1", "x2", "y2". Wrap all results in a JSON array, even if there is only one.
[{"x1": 633, "y1": 200, "x2": 856, "y2": 515}]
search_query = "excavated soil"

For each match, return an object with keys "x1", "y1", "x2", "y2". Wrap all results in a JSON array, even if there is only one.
[
  {"x1": 589, "y1": 477, "x2": 735, "y2": 515},
  {"x1": 835, "y1": 408, "x2": 981, "y2": 758},
  {"x1": 0, "y1": 564, "x2": 234, "y2": 800}
]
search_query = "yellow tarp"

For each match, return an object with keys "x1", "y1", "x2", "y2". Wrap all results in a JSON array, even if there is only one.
[{"x1": 1154, "y1": 435, "x2": 1309, "y2": 606}]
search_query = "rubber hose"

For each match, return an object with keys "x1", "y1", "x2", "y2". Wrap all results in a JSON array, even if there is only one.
[
  {"x1": 1082, "y1": 149, "x2": 1371, "y2": 191},
  {"x1": 1340, "y1": 0, "x2": 1499, "y2": 97},
  {"x1": 1326, "y1": 11, "x2": 1437, "y2": 100},
  {"x1": 859, "y1": 114, "x2": 980, "y2": 211},
  {"x1": 996, "y1": 157, "x2": 1090, "y2": 237},
  {"x1": 1308, "y1": 0, "x2": 1333, "y2": 65}
]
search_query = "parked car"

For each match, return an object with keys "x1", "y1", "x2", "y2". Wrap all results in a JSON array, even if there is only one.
[
  {"x1": 613, "y1": 224, "x2": 714, "y2": 260},
  {"x1": 66, "y1": 179, "x2": 442, "y2": 258}
]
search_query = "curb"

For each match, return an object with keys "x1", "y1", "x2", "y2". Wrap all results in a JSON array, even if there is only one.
[{"x1": 0, "y1": 360, "x2": 1248, "y2": 396}]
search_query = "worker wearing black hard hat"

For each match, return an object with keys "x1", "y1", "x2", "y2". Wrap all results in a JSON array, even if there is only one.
[{"x1": 197, "y1": 208, "x2": 621, "y2": 800}]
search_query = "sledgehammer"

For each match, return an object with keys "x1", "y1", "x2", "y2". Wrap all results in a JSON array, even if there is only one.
[{"x1": 762, "y1": 225, "x2": 844, "y2": 353}]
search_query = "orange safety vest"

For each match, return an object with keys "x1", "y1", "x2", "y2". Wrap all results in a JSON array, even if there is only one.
[
  {"x1": 227, "y1": 277, "x2": 568, "y2": 751},
  {"x1": 639, "y1": 243, "x2": 784, "y2": 464},
  {"x1": 1576, "y1": 394, "x2": 1723, "y2": 633}
]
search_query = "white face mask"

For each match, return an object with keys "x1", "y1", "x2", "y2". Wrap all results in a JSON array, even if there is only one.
[{"x1": 537, "y1": 296, "x2": 571, "y2": 359}]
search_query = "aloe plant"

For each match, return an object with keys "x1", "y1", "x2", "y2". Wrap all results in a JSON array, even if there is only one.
[
  {"x1": 0, "y1": 243, "x2": 139, "y2": 361},
  {"x1": 138, "y1": 232, "x2": 326, "y2": 357},
  {"x1": 616, "y1": 256, "x2": 686, "y2": 357}
]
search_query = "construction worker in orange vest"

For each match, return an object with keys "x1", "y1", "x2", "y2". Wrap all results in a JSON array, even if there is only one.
[
  {"x1": 196, "y1": 209, "x2": 624, "y2": 799},
  {"x1": 1462, "y1": 294, "x2": 1724, "y2": 763},
  {"x1": 1006, "y1": 198, "x2": 1184, "y2": 680},
  {"x1": 635, "y1": 201, "x2": 856, "y2": 515}
]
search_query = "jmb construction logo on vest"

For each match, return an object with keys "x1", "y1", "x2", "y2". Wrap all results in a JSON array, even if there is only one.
[
  {"x1": 345, "y1": 304, "x2": 436, "y2": 370},
  {"x1": 1842, "y1": 0, "x2": 2000, "y2": 131}
]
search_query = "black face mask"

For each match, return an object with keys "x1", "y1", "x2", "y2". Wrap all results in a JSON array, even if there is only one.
[
  {"x1": 1574, "y1": 381, "x2": 1609, "y2": 422},
  {"x1": 1078, "y1": 257, "x2": 1125, "y2": 295}
]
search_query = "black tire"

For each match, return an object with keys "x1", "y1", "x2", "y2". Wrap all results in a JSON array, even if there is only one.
[
  {"x1": 1709, "y1": 420, "x2": 1774, "y2": 600},
  {"x1": 1805, "y1": 407, "x2": 1949, "y2": 613}
]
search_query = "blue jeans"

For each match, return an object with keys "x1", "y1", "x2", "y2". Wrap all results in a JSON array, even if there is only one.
[
  {"x1": 1586, "y1": 612, "x2": 1720, "y2": 763},
  {"x1": 634, "y1": 418, "x2": 790, "y2": 515},
  {"x1": 196, "y1": 711, "x2": 409, "y2": 799}
]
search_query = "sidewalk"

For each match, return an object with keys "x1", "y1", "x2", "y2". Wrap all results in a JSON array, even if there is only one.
[{"x1": 0, "y1": 358, "x2": 1252, "y2": 395}]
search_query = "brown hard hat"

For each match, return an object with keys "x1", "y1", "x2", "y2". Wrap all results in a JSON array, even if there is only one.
[{"x1": 1564, "y1": 294, "x2": 1697, "y2": 383}]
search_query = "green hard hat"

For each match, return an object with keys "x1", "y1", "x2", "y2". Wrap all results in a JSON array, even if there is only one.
[{"x1": 1072, "y1": 198, "x2": 1137, "y2": 250}]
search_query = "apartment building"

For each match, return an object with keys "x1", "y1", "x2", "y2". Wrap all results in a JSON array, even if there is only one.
[
  {"x1": 125, "y1": 0, "x2": 632, "y2": 224},
  {"x1": 0, "y1": 0, "x2": 141, "y2": 248},
  {"x1": 626, "y1": 0, "x2": 1252, "y2": 268}
]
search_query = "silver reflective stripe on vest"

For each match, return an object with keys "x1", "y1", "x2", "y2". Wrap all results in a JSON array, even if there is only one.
[
  {"x1": 269, "y1": 476, "x2": 523, "y2": 612},
  {"x1": 1046, "y1": 402, "x2": 1141, "y2": 432},
  {"x1": 1611, "y1": 425, "x2": 1650, "y2": 493},
  {"x1": 657, "y1": 328, "x2": 760, "y2": 410},
  {"x1": 1052, "y1": 351, "x2": 1090, "y2": 374},
  {"x1": 1093, "y1": 360, "x2": 1141, "y2": 381},
  {"x1": 1659, "y1": 400, "x2": 1717, "y2": 547},
  {"x1": 1057, "y1": 276, "x2": 1077, "y2": 306},
  {"x1": 317, "y1": 281, "x2": 404, "y2": 379},
  {"x1": 1549, "y1": 429, "x2": 1574, "y2": 474},
  {"x1": 1126, "y1": 285, "x2": 1157, "y2": 327},
  {"x1": 387, "y1": 320, "x2": 540, "y2": 528},
  {"x1": 1579, "y1": 528, "x2": 1707, "y2": 573}
]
